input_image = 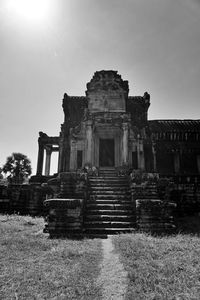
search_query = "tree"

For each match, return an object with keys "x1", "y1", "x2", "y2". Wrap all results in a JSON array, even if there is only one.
[{"x1": 3, "y1": 153, "x2": 32, "y2": 182}]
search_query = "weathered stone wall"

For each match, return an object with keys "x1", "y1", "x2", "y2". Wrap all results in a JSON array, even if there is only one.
[
  {"x1": 129, "y1": 172, "x2": 176, "y2": 233},
  {"x1": 136, "y1": 199, "x2": 176, "y2": 233},
  {"x1": 0, "y1": 172, "x2": 87, "y2": 220},
  {"x1": 28, "y1": 185, "x2": 53, "y2": 216},
  {"x1": 170, "y1": 183, "x2": 200, "y2": 216},
  {"x1": 43, "y1": 199, "x2": 84, "y2": 237},
  {"x1": 129, "y1": 172, "x2": 200, "y2": 233},
  {"x1": 0, "y1": 184, "x2": 53, "y2": 216},
  {"x1": 58, "y1": 172, "x2": 88, "y2": 199},
  {"x1": 1, "y1": 171, "x2": 200, "y2": 236},
  {"x1": 0, "y1": 185, "x2": 10, "y2": 213},
  {"x1": 43, "y1": 172, "x2": 88, "y2": 237},
  {"x1": 6, "y1": 185, "x2": 30, "y2": 214}
]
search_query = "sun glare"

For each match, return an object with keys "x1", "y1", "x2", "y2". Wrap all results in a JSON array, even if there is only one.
[{"x1": 6, "y1": 0, "x2": 52, "y2": 25}]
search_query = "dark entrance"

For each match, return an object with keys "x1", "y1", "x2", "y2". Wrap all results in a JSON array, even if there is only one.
[{"x1": 99, "y1": 139, "x2": 115, "y2": 167}]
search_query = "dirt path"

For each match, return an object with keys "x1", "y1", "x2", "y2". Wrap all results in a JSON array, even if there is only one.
[{"x1": 97, "y1": 236, "x2": 128, "y2": 300}]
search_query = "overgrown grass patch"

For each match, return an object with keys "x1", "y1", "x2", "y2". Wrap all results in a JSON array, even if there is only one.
[
  {"x1": 0, "y1": 214, "x2": 102, "y2": 300},
  {"x1": 113, "y1": 233, "x2": 200, "y2": 300}
]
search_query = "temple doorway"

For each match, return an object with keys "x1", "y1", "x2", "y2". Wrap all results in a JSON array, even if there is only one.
[{"x1": 99, "y1": 139, "x2": 115, "y2": 167}]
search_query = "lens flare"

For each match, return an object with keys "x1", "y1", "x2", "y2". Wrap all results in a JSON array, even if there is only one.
[{"x1": 6, "y1": 0, "x2": 52, "y2": 25}]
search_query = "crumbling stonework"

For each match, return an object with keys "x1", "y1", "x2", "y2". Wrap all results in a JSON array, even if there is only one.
[{"x1": 43, "y1": 198, "x2": 84, "y2": 238}]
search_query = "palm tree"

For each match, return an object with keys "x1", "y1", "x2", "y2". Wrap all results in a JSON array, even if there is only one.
[{"x1": 3, "y1": 153, "x2": 32, "y2": 183}]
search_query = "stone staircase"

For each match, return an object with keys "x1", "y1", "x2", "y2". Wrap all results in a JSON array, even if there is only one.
[{"x1": 84, "y1": 168, "x2": 136, "y2": 236}]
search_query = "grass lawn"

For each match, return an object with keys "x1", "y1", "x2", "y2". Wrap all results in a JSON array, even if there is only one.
[
  {"x1": 2, "y1": 214, "x2": 200, "y2": 300},
  {"x1": 0, "y1": 214, "x2": 102, "y2": 300},
  {"x1": 113, "y1": 233, "x2": 200, "y2": 300}
]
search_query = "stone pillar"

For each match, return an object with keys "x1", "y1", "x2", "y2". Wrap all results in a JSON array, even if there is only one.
[
  {"x1": 58, "y1": 125, "x2": 71, "y2": 173},
  {"x1": 137, "y1": 138, "x2": 145, "y2": 171},
  {"x1": 197, "y1": 155, "x2": 200, "y2": 174},
  {"x1": 45, "y1": 148, "x2": 52, "y2": 176},
  {"x1": 58, "y1": 137, "x2": 63, "y2": 173},
  {"x1": 122, "y1": 123, "x2": 129, "y2": 164},
  {"x1": 70, "y1": 141, "x2": 76, "y2": 170},
  {"x1": 36, "y1": 142, "x2": 44, "y2": 176},
  {"x1": 174, "y1": 153, "x2": 180, "y2": 173},
  {"x1": 152, "y1": 142, "x2": 157, "y2": 172},
  {"x1": 85, "y1": 120, "x2": 93, "y2": 164}
]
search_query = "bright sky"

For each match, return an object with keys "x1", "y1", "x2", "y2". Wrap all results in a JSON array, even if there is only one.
[{"x1": 0, "y1": 0, "x2": 200, "y2": 175}]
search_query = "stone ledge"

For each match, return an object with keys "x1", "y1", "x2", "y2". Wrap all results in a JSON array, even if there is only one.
[{"x1": 44, "y1": 198, "x2": 83, "y2": 208}]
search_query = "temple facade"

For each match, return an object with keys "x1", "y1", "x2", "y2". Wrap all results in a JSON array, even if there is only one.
[{"x1": 36, "y1": 70, "x2": 200, "y2": 176}]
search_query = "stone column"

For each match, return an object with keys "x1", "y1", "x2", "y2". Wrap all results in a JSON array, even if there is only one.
[
  {"x1": 174, "y1": 153, "x2": 180, "y2": 173},
  {"x1": 45, "y1": 148, "x2": 52, "y2": 176},
  {"x1": 58, "y1": 137, "x2": 64, "y2": 173},
  {"x1": 70, "y1": 141, "x2": 76, "y2": 170},
  {"x1": 197, "y1": 155, "x2": 200, "y2": 174},
  {"x1": 137, "y1": 138, "x2": 145, "y2": 171},
  {"x1": 58, "y1": 125, "x2": 71, "y2": 173},
  {"x1": 122, "y1": 123, "x2": 129, "y2": 164},
  {"x1": 36, "y1": 142, "x2": 44, "y2": 176},
  {"x1": 85, "y1": 120, "x2": 93, "y2": 164},
  {"x1": 152, "y1": 142, "x2": 157, "y2": 172}
]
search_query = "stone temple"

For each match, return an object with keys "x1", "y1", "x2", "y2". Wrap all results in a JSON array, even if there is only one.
[
  {"x1": 36, "y1": 70, "x2": 200, "y2": 176},
  {"x1": 30, "y1": 70, "x2": 200, "y2": 236}
]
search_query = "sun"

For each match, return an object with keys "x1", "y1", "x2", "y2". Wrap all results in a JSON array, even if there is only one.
[{"x1": 6, "y1": 0, "x2": 52, "y2": 25}]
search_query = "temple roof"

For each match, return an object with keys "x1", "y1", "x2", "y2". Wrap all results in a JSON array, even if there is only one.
[
  {"x1": 66, "y1": 95, "x2": 148, "y2": 102},
  {"x1": 86, "y1": 70, "x2": 129, "y2": 95},
  {"x1": 149, "y1": 120, "x2": 200, "y2": 132}
]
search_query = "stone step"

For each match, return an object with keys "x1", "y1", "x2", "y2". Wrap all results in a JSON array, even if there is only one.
[
  {"x1": 86, "y1": 203, "x2": 133, "y2": 210},
  {"x1": 85, "y1": 215, "x2": 134, "y2": 221},
  {"x1": 145, "y1": 188, "x2": 157, "y2": 191},
  {"x1": 99, "y1": 170, "x2": 117, "y2": 173},
  {"x1": 84, "y1": 227, "x2": 136, "y2": 235},
  {"x1": 89, "y1": 177, "x2": 127, "y2": 181},
  {"x1": 85, "y1": 173, "x2": 135, "y2": 234},
  {"x1": 91, "y1": 194, "x2": 131, "y2": 200},
  {"x1": 86, "y1": 209, "x2": 134, "y2": 215},
  {"x1": 98, "y1": 175, "x2": 118, "y2": 178},
  {"x1": 90, "y1": 186, "x2": 129, "y2": 191},
  {"x1": 99, "y1": 170, "x2": 117, "y2": 176},
  {"x1": 84, "y1": 221, "x2": 134, "y2": 228},
  {"x1": 90, "y1": 190, "x2": 131, "y2": 195},
  {"x1": 134, "y1": 196, "x2": 160, "y2": 200},
  {"x1": 132, "y1": 193, "x2": 158, "y2": 197},
  {"x1": 137, "y1": 191, "x2": 157, "y2": 194},
  {"x1": 87, "y1": 199, "x2": 132, "y2": 205},
  {"x1": 83, "y1": 233, "x2": 109, "y2": 238},
  {"x1": 90, "y1": 182, "x2": 129, "y2": 187}
]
